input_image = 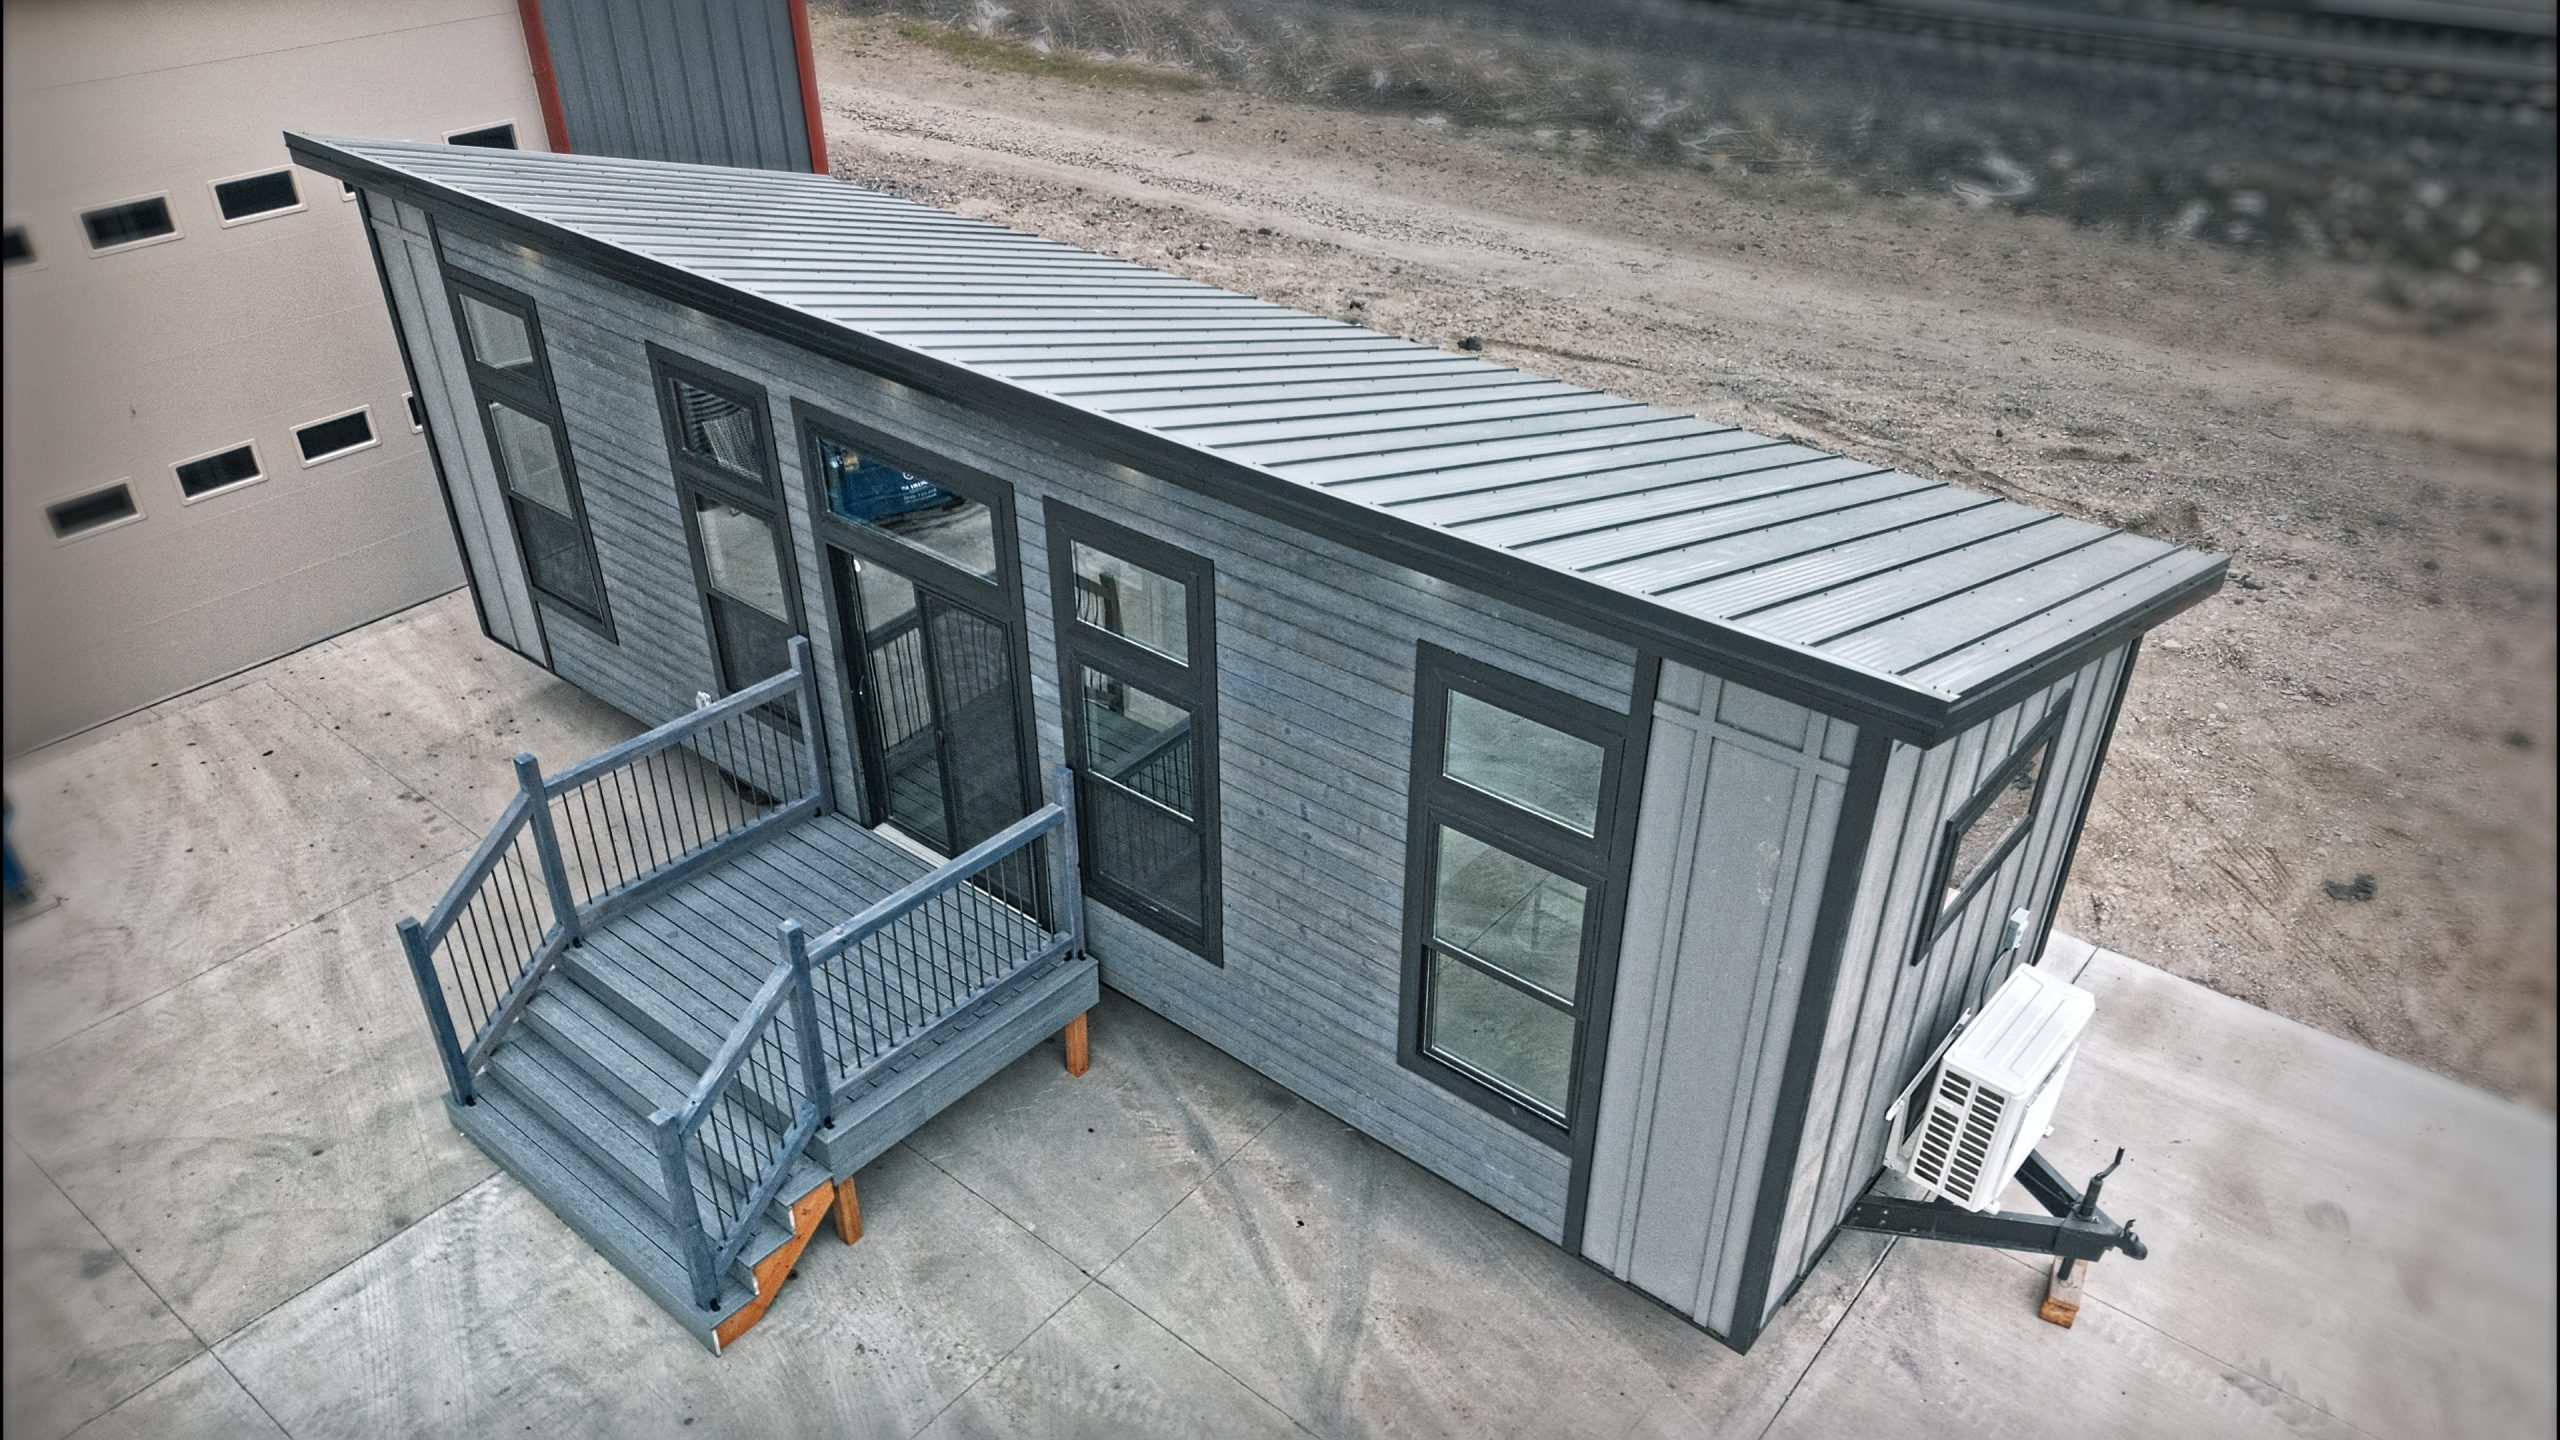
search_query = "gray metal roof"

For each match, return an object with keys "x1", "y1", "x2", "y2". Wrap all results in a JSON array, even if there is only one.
[{"x1": 291, "y1": 134, "x2": 2223, "y2": 741}]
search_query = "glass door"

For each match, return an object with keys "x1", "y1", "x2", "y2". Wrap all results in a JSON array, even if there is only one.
[{"x1": 800, "y1": 405, "x2": 1037, "y2": 858}]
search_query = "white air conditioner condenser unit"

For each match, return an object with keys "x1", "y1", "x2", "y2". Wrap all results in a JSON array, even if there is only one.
[{"x1": 1889, "y1": 964, "x2": 2095, "y2": 1213}]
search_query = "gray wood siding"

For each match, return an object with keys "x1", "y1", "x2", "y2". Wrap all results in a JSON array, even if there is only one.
[
  {"x1": 426, "y1": 224, "x2": 1641, "y2": 1240},
  {"x1": 369, "y1": 196, "x2": 542, "y2": 657},
  {"x1": 538, "y1": 0, "x2": 813, "y2": 172},
  {"x1": 1579, "y1": 664, "x2": 1853, "y2": 1335},
  {"x1": 1766, "y1": 641, "x2": 2133, "y2": 1318}
]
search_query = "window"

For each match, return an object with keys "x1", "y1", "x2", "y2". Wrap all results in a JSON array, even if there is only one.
[
  {"x1": 210, "y1": 169, "x2": 302, "y2": 224},
  {"x1": 445, "y1": 122, "x2": 518, "y2": 150},
  {"x1": 46, "y1": 483, "x2": 140, "y2": 540},
  {"x1": 3, "y1": 225, "x2": 33, "y2": 268},
  {"x1": 341, "y1": 180, "x2": 358, "y2": 202},
  {"x1": 650, "y1": 349, "x2": 801, "y2": 697},
  {"x1": 1049, "y1": 505, "x2": 1220, "y2": 958},
  {"x1": 293, "y1": 408, "x2": 377, "y2": 464},
  {"x1": 811, "y1": 434, "x2": 997, "y2": 581},
  {"x1": 81, "y1": 195, "x2": 178, "y2": 253},
  {"x1": 173, "y1": 443, "x2": 263, "y2": 501},
  {"x1": 446, "y1": 271, "x2": 611, "y2": 633},
  {"x1": 1401, "y1": 646, "x2": 1626, "y2": 1138},
  {"x1": 1915, "y1": 703, "x2": 2068, "y2": 962},
  {"x1": 405, "y1": 392, "x2": 424, "y2": 432}
]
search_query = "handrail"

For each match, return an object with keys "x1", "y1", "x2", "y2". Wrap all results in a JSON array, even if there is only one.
[{"x1": 396, "y1": 637, "x2": 827, "y2": 1108}]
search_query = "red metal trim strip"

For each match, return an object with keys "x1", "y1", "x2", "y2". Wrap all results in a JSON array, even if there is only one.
[
  {"x1": 516, "y1": 0, "x2": 573, "y2": 153},
  {"x1": 788, "y1": 0, "x2": 830, "y2": 174}
]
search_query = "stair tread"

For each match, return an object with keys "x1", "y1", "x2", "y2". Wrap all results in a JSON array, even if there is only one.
[{"x1": 523, "y1": 981, "x2": 696, "y2": 1114}]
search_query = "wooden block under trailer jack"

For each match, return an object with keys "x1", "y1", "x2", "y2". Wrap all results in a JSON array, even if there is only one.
[{"x1": 2041, "y1": 1255, "x2": 2090, "y2": 1327}]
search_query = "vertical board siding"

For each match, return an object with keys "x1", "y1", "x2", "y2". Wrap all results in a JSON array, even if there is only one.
[
  {"x1": 429, "y1": 224, "x2": 1638, "y2": 1239},
  {"x1": 371, "y1": 199, "x2": 542, "y2": 655},
  {"x1": 1766, "y1": 642, "x2": 2132, "y2": 1314},
  {"x1": 1579, "y1": 663, "x2": 1851, "y2": 1334},
  {"x1": 540, "y1": 0, "x2": 812, "y2": 171}
]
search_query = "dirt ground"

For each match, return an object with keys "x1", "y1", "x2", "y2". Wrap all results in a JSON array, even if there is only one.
[{"x1": 805, "y1": 13, "x2": 2559, "y2": 1108}]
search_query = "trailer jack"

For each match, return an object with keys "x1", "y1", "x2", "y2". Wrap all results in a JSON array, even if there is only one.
[{"x1": 1842, "y1": 1148, "x2": 2148, "y2": 1327}]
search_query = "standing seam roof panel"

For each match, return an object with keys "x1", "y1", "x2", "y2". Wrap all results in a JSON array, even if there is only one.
[{"x1": 291, "y1": 135, "x2": 2224, "y2": 739}]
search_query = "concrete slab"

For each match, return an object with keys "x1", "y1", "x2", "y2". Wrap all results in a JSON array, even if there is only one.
[
  {"x1": 1, "y1": 870, "x2": 495, "y2": 1342},
  {"x1": 1764, "y1": 1234, "x2": 2367, "y2": 1439},
  {"x1": 213, "y1": 1146, "x2": 1088, "y2": 1439},
  {"x1": 1, "y1": 1138, "x2": 203, "y2": 1440},
  {"x1": 919, "y1": 1283, "x2": 1306, "y2": 1440},
  {"x1": 262, "y1": 592, "x2": 644, "y2": 829},
  {"x1": 1098, "y1": 1102, "x2": 1882, "y2": 1439},
  {"x1": 2015, "y1": 947, "x2": 2559, "y2": 1440},
  {"x1": 0, "y1": 676, "x2": 470, "y2": 1063},
  {"x1": 901, "y1": 988, "x2": 1300, "y2": 1274},
  {"x1": 63, "y1": 1354, "x2": 286, "y2": 1440}
]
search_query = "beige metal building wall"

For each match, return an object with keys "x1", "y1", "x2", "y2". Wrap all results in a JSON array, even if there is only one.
[{"x1": 1, "y1": 0, "x2": 553, "y2": 755}]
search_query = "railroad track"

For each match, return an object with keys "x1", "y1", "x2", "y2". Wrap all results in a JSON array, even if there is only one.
[{"x1": 1700, "y1": 0, "x2": 2558, "y2": 107}]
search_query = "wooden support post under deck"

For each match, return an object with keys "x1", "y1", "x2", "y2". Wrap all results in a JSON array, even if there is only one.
[
  {"x1": 833, "y1": 1177, "x2": 863, "y2": 1246},
  {"x1": 2041, "y1": 1255, "x2": 2089, "y2": 1328},
  {"x1": 1062, "y1": 1012, "x2": 1090, "y2": 1077}
]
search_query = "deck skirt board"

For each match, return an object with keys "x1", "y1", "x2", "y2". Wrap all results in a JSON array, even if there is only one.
[{"x1": 442, "y1": 806, "x2": 1093, "y2": 1350}]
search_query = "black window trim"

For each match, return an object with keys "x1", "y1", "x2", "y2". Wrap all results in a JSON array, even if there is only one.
[
  {"x1": 1047, "y1": 500, "x2": 1223, "y2": 964},
  {"x1": 1911, "y1": 696, "x2": 2073, "y2": 965},
  {"x1": 292, "y1": 405, "x2": 380, "y2": 466},
  {"x1": 79, "y1": 192, "x2": 182, "y2": 254},
  {"x1": 45, "y1": 481, "x2": 143, "y2": 542},
  {"x1": 793, "y1": 398, "x2": 1041, "y2": 839},
  {"x1": 648, "y1": 344, "x2": 806, "y2": 700},
  {"x1": 1399, "y1": 642, "x2": 1630, "y2": 1147},
  {"x1": 172, "y1": 440, "x2": 266, "y2": 503},
  {"x1": 208, "y1": 167, "x2": 305, "y2": 226},
  {"x1": 441, "y1": 264, "x2": 614, "y2": 638}
]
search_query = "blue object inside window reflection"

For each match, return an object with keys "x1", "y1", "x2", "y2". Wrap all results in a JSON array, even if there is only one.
[{"x1": 821, "y1": 439, "x2": 954, "y2": 522}]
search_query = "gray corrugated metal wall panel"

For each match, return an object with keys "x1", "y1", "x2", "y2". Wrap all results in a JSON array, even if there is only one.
[
  {"x1": 1580, "y1": 663, "x2": 1852, "y2": 1335},
  {"x1": 1761, "y1": 643, "x2": 2130, "y2": 1316},
  {"x1": 539, "y1": 0, "x2": 810, "y2": 171},
  {"x1": 430, "y1": 227, "x2": 1626, "y2": 1241},
  {"x1": 283, "y1": 137, "x2": 2227, "y2": 743}
]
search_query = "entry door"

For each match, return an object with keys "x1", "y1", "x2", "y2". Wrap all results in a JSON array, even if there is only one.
[{"x1": 830, "y1": 547, "x2": 1031, "y2": 855}]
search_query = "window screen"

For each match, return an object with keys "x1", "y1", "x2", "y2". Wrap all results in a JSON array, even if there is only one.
[
  {"x1": 295, "y1": 410, "x2": 375, "y2": 462},
  {"x1": 175, "y1": 445, "x2": 262, "y2": 498},
  {"x1": 81, "y1": 196, "x2": 176, "y2": 251},
  {"x1": 47, "y1": 484, "x2": 139, "y2": 539},
  {"x1": 212, "y1": 170, "x2": 300, "y2": 222}
]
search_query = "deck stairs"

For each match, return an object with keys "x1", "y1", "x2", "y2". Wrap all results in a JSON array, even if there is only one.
[{"x1": 395, "y1": 641, "x2": 1092, "y2": 1350}]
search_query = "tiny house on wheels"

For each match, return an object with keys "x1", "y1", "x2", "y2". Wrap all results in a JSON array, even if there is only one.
[{"x1": 294, "y1": 133, "x2": 2223, "y2": 1352}]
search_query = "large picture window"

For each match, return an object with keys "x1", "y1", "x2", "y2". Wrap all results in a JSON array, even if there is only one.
[
  {"x1": 1915, "y1": 700, "x2": 2069, "y2": 962},
  {"x1": 649, "y1": 349, "x2": 803, "y2": 698},
  {"x1": 1048, "y1": 505, "x2": 1220, "y2": 961},
  {"x1": 445, "y1": 271, "x2": 611, "y2": 633},
  {"x1": 1401, "y1": 646, "x2": 1626, "y2": 1140}
]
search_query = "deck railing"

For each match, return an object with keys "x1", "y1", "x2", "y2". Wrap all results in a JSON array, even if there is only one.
[
  {"x1": 399, "y1": 638, "x2": 829, "y2": 1104},
  {"x1": 800, "y1": 767, "x2": 1082, "y2": 1104}
]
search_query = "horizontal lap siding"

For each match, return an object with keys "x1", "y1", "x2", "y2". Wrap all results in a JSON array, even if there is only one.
[
  {"x1": 433, "y1": 225, "x2": 1636, "y2": 1239},
  {"x1": 1579, "y1": 664, "x2": 1851, "y2": 1336},
  {"x1": 1767, "y1": 642, "x2": 2132, "y2": 1317}
]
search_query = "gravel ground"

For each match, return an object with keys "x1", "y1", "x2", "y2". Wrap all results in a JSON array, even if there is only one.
[{"x1": 807, "y1": 12, "x2": 2558, "y2": 1107}]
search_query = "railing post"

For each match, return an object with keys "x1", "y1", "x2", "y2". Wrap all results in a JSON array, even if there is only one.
[
  {"x1": 398, "y1": 917, "x2": 476, "y2": 1105},
  {"x1": 516, "y1": 753, "x2": 582, "y2": 946},
  {"x1": 1049, "y1": 764, "x2": 1085, "y2": 955},
  {"x1": 654, "y1": 1109, "x2": 723, "y2": 1310},
  {"x1": 789, "y1": 635, "x2": 835, "y2": 816},
  {"x1": 780, "y1": 920, "x2": 833, "y2": 1126}
]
